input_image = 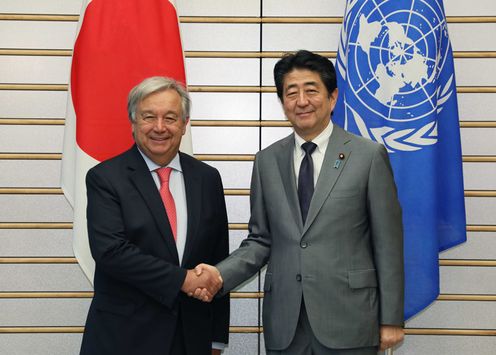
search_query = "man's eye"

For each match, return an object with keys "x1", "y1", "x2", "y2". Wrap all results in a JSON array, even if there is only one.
[
  {"x1": 143, "y1": 115, "x2": 156, "y2": 121},
  {"x1": 165, "y1": 117, "x2": 177, "y2": 123}
]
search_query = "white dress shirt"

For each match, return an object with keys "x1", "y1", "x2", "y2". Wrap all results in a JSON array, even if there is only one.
[
  {"x1": 138, "y1": 150, "x2": 187, "y2": 265},
  {"x1": 293, "y1": 121, "x2": 334, "y2": 187}
]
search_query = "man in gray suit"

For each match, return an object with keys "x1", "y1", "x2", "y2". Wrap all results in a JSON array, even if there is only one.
[{"x1": 195, "y1": 50, "x2": 404, "y2": 354}]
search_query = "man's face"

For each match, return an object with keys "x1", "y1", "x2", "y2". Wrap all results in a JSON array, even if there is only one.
[
  {"x1": 132, "y1": 89, "x2": 188, "y2": 166},
  {"x1": 282, "y1": 68, "x2": 338, "y2": 141}
]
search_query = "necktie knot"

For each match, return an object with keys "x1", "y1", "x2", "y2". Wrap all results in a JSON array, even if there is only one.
[
  {"x1": 157, "y1": 167, "x2": 173, "y2": 185},
  {"x1": 302, "y1": 141, "x2": 317, "y2": 155}
]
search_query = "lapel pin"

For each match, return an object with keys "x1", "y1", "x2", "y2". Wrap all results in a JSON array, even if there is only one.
[{"x1": 334, "y1": 153, "x2": 345, "y2": 169}]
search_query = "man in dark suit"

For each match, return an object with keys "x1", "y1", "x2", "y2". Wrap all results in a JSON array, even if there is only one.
[
  {"x1": 80, "y1": 76, "x2": 229, "y2": 355},
  {"x1": 195, "y1": 50, "x2": 404, "y2": 354}
]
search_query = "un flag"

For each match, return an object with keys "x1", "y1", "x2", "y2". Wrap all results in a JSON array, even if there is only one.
[{"x1": 334, "y1": 0, "x2": 466, "y2": 319}]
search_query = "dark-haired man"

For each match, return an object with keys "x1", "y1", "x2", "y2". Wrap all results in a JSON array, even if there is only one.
[{"x1": 196, "y1": 50, "x2": 404, "y2": 354}]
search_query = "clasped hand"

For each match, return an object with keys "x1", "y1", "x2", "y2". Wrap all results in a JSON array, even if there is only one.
[{"x1": 181, "y1": 264, "x2": 223, "y2": 302}]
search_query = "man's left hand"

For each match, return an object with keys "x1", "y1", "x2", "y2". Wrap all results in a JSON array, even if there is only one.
[{"x1": 379, "y1": 325, "x2": 404, "y2": 350}]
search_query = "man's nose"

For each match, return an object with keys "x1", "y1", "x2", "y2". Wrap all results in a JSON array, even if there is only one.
[
  {"x1": 297, "y1": 92, "x2": 309, "y2": 106},
  {"x1": 153, "y1": 118, "x2": 168, "y2": 131}
]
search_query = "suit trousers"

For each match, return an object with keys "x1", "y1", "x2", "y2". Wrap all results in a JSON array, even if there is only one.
[
  {"x1": 266, "y1": 300, "x2": 378, "y2": 355},
  {"x1": 170, "y1": 310, "x2": 187, "y2": 355}
]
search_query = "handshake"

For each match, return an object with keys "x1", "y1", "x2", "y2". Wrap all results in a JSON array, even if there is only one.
[{"x1": 181, "y1": 264, "x2": 223, "y2": 302}]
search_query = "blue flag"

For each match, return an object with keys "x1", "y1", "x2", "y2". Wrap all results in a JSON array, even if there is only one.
[{"x1": 334, "y1": 0, "x2": 466, "y2": 319}]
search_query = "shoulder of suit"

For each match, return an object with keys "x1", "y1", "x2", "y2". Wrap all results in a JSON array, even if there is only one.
[
  {"x1": 88, "y1": 146, "x2": 136, "y2": 175},
  {"x1": 337, "y1": 126, "x2": 384, "y2": 152},
  {"x1": 255, "y1": 133, "x2": 293, "y2": 158},
  {"x1": 179, "y1": 152, "x2": 220, "y2": 176}
]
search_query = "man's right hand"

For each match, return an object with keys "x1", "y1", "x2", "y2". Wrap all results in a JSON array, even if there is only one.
[{"x1": 181, "y1": 264, "x2": 223, "y2": 302}]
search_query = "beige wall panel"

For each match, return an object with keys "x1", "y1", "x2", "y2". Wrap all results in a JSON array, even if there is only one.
[
  {"x1": 263, "y1": 0, "x2": 345, "y2": 16},
  {"x1": 457, "y1": 93, "x2": 496, "y2": 121},
  {"x1": 445, "y1": 0, "x2": 496, "y2": 15},
  {"x1": 463, "y1": 162, "x2": 496, "y2": 190},
  {"x1": 186, "y1": 58, "x2": 260, "y2": 86},
  {"x1": 225, "y1": 195, "x2": 250, "y2": 224},
  {"x1": 190, "y1": 93, "x2": 260, "y2": 120},
  {"x1": 0, "y1": 195, "x2": 72, "y2": 222},
  {"x1": 261, "y1": 126, "x2": 293, "y2": 149},
  {"x1": 440, "y1": 266, "x2": 496, "y2": 294},
  {"x1": 465, "y1": 197, "x2": 496, "y2": 225},
  {"x1": 0, "y1": 334, "x2": 82, "y2": 355},
  {"x1": 0, "y1": 125, "x2": 63, "y2": 153},
  {"x1": 0, "y1": 160, "x2": 61, "y2": 187},
  {"x1": 0, "y1": 91, "x2": 68, "y2": 118},
  {"x1": 0, "y1": 0, "x2": 82, "y2": 14},
  {"x1": 0, "y1": 229, "x2": 73, "y2": 257},
  {"x1": 460, "y1": 128, "x2": 496, "y2": 155},
  {"x1": 0, "y1": 56, "x2": 71, "y2": 84},
  {"x1": 181, "y1": 24, "x2": 260, "y2": 51},
  {"x1": 191, "y1": 127, "x2": 259, "y2": 154},
  {"x1": 261, "y1": 93, "x2": 285, "y2": 120},
  {"x1": 262, "y1": 24, "x2": 340, "y2": 52},
  {"x1": 0, "y1": 21, "x2": 77, "y2": 49},
  {"x1": 231, "y1": 299, "x2": 259, "y2": 326},
  {"x1": 0, "y1": 264, "x2": 91, "y2": 291},
  {"x1": 224, "y1": 334, "x2": 260, "y2": 355},
  {"x1": 177, "y1": 0, "x2": 261, "y2": 17},
  {"x1": 441, "y1": 232, "x2": 496, "y2": 259},
  {"x1": 449, "y1": 23, "x2": 496, "y2": 51},
  {"x1": 406, "y1": 301, "x2": 496, "y2": 328},
  {"x1": 455, "y1": 59, "x2": 496, "y2": 87},
  {"x1": 395, "y1": 335, "x2": 496, "y2": 355},
  {"x1": 0, "y1": 298, "x2": 90, "y2": 326},
  {"x1": 206, "y1": 161, "x2": 253, "y2": 189}
]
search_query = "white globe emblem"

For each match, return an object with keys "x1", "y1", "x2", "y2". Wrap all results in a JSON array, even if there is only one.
[{"x1": 339, "y1": 0, "x2": 454, "y2": 151}]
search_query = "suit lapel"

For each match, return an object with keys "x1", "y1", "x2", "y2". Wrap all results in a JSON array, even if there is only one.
[
  {"x1": 179, "y1": 152, "x2": 201, "y2": 267},
  {"x1": 303, "y1": 125, "x2": 352, "y2": 235},
  {"x1": 126, "y1": 146, "x2": 180, "y2": 264},
  {"x1": 276, "y1": 135, "x2": 304, "y2": 232}
]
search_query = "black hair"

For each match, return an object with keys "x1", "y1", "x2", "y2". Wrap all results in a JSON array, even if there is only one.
[{"x1": 273, "y1": 50, "x2": 337, "y2": 101}]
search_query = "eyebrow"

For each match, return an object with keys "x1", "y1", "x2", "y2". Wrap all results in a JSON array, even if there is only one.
[{"x1": 285, "y1": 81, "x2": 319, "y2": 91}]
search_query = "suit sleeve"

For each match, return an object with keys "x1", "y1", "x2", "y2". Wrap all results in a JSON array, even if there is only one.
[
  {"x1": 367, "y1": 144, "x2": 405, "y2": 326},
  {"x1": 217, "y1": 154, "x2": 272, "y2": 292},
  {"x1": 209, "y1": 169, "x2": 230, "y2": 344},
  {"x1": 86, "y1": 167, "x2": 186, "y2": 309}
]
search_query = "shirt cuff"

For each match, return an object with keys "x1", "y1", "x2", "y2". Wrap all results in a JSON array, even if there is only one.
[{"x1": 212, "y1": 342, "x2": 226, "y2": 350}]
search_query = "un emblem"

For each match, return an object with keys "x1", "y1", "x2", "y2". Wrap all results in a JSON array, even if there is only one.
[{"x1": 337, "y1": 0, "x2": 454, "y2": 152}]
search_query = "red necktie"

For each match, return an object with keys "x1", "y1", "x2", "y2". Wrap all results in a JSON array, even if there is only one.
[{"x1": 156, "y1": 167, "x2": 177, "y2": 241}]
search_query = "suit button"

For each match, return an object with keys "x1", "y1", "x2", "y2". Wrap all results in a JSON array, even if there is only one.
[
  {"x1": 296, "y1": 274, "x2": 302, "y2": 281},
  {"x1": 300, "y1": 241, "x2": 308, "y2": 248}
]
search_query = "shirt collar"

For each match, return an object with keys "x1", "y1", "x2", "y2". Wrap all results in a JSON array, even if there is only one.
[
  {"x1": 137, "y1": 147, "x2": 182, "y2": 173},
  {"x1": 294, "y1": 120, "x2": 334, "y2": 153}
]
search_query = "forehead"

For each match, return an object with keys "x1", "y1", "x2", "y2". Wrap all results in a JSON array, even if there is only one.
[
  {"x1": 283, "y1": 68, "x2": 325, "y2": 89},
  {"x1": 139, "y1": 89, "x2": 182, "y2": 111}
]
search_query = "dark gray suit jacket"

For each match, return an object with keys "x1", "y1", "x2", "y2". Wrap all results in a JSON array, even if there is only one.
[{"x1": 217, "y1": 124, "x2": 404, "y2": 350}]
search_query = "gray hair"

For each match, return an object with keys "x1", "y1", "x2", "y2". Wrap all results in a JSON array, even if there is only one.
[{"x1": 127, "y1": 76, "x2": 191, "y2": 123}]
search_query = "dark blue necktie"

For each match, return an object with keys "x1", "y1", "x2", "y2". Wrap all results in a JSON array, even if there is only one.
[{"x1": 298, "y1": 141, "x2": 317, "y2": 224}]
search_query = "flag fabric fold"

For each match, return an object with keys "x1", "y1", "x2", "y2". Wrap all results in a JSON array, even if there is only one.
[
  {"x1": 334, "y1": 0, "x2": 466, "y2": 319},
  {"x1": 61, "y1": 0, "x2": 191, "y2": 283}
]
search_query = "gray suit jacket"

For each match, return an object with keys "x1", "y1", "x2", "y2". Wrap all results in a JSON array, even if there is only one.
[{"x1": 217, "y1": 124, "x2": 404, "y2": 350}]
